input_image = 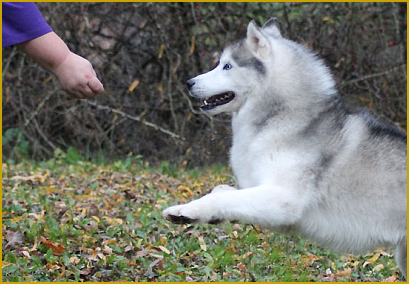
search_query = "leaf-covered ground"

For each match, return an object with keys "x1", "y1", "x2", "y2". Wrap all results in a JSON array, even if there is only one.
[{"x1": 2, "y1": 153, "x2": 402, "y2": 281}]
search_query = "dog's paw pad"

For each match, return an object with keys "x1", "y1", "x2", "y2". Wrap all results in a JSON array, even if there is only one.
[{"x1": 166, "y1": 214, "x2": 197, "y2": 224}]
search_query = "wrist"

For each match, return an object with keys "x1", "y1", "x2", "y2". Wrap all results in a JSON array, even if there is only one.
[{"x1": 17, "y1": 32, "x2": 71, "y2": 74}]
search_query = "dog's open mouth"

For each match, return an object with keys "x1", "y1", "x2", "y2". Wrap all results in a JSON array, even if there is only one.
[{"x1": 200, "y1": 91, "x2": 235, "y2": 110}]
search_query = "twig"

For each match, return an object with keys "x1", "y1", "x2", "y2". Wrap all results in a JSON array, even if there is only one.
[
  {"x1": 24, "y1": 91, "x2": 54, "y2": 127},
  {"x1": 176, "y1": 85, "x2": 201, "y2": 115},
  {"x1": 84, "y1": 100, "x2": 184, "y2": 140},
  {"x1": 2, "y1": 46, "x2": 18, "y2": 81},
  {"x1": 33, "y1": 118, "x2": 57, "y2": 150},
  {"x1": 341, "y1": 65, "x2": 406, "y2": 87}
]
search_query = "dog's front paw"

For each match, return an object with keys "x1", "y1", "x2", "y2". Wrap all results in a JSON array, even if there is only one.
[
  {"x1": 163, "y1": 198, "x2": 221, "y2": 225},
  {"x1": 163, "y1": 203, "x2": 203, "y2": 224}
]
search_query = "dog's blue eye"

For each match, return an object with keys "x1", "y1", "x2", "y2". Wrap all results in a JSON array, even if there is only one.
[{"x1": 223, "y1": 63, "x2": 232, "y2": 70}]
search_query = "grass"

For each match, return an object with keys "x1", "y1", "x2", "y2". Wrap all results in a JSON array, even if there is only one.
[{"x1": 2, "y1": 151, "x2": 402, "y2": 281}]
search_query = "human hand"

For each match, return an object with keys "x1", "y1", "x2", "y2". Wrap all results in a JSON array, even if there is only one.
[{"x1": 52, "y1": 52, "x2": 104, "y2": 99}]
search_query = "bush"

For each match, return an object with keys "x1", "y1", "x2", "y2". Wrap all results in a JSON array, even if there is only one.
[{"x1": 2, "y1": 3, "x2": 406, "y2": 165}]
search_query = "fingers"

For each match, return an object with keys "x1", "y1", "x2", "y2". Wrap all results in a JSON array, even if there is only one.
[
  {"x1": 54, "y1": 52, "x2": 104, "y2": 99},
  {"x1": 64, "y1": 76, "x2": 104, "y2": 99},
  {"x1": 88, "y1": 76, "x2": 104, "y2": 94}
]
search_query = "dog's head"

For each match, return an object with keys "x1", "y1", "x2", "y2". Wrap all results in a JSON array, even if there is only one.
[{"x1": 186, "y1": 18, "x2": 282, "y2": 115}]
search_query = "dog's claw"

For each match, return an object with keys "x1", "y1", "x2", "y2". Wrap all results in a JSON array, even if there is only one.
[
  {"x1": 166, "y1": 214, "x2": 197, "y2": 224},
  {"x1": 208, "y1": 218, "x2": 223, "y2": 224}
]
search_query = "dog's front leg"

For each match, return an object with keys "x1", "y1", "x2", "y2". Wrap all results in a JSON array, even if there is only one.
[{"x1": 163, "y1": 184, "x2": 307, "y2": 227}]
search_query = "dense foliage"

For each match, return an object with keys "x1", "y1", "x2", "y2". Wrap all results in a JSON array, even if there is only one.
[{"x1": 2, "y1": 3, "x2": 406, "y2": 165}]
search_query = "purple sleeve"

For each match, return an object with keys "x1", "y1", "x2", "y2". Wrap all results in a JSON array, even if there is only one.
[{"x1": 2, "y1": 2, "x2": 53, "y2": 47}]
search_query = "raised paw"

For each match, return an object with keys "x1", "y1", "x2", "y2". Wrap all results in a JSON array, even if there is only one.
[
  {"x1": 165, "y1": 214, "x2": 197, "y2": 224},
  {"x1": 163, "y1": 197, "x2": 221, "y2": 225}
]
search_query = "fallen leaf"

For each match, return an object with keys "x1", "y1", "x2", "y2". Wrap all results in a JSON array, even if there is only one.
[
  {"x1": 331, "y1": 268, "x2": 352, "y2": 278},
  {"x1": 149, "y1": 253, "x2": 164, "y2": 259},
  {"x1": 22, "y1": 251, "x2": 30, "y2": 258},
  {"x1": 242, "y1": 251, "x2": 254, "y2": 259},
  {"x1": 363, "y1": 252, "x2": 381, "y2": 267},
  {"x1": 40, "y1": 236, "x2": 66, "y2": 256},
  {"x1": 382, "y1": 275, "x2": 397, "y2": 282},
  {"x1": 158, "y1": 245, "x2": 170, "y2": 254},
  {"x1": 149, "y1": 258, "x2": 162, "y2": 268},
  {"x1": 69, "y1": 256, "x2": 80, "y2": 264},
  {"x1": 190, "y1": 36, "x2": 195, "y2": 55},
  {"x1": 103, "y1": 245, "x2": 113, "y2": 254},
  {"x1": 101, "y1": 239, "x2": 117, "y2": 246},
  {"x1": 2, "y1": 261, "x2": 12, "y2": 268},
  {"x1": 103, "y1": 216, "x2": 123, "y2": 225},
  {"x1": 198, "y1": 236, "x2": 206, "y2": 251},
  {"x1": 45, "y1": 263, "x2": 61, "y2": 272},
  {"x1": 4, "y1": 231, "x2": 24, "y2": 250},
  {"x1": 126, "y1": 79, "x2": 139, "y2": 94},
  {"x1": 158, "y1": 44, "x2": 165, "y2": 59},
  {"x1": 10, "y1": 216, "x2": 24, "y2": 223},
  {"x1": 91, "y1": 216, "x2": 100, "y2": 223},
  {"x1": 136, "y1": 248, "x2": 151, "y2": 258},
  {"x1": 373, "y1": 263, "x2": 385, "y2": 272}
]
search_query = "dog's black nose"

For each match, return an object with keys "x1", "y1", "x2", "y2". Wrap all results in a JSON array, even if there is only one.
[{"x1": 186, "y1": 79, "x2": 195, "y2": 90}]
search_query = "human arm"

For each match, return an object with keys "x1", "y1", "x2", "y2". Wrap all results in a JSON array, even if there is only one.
[{"x1": 17, "y1": 31, "x2": 104, "y2": 99}]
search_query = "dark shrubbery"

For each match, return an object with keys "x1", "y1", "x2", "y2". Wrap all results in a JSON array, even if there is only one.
[{"x1": 2, "y1": 3, "x2": 406, "y2": 165}]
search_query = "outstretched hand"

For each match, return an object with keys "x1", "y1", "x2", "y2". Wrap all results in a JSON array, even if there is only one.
[
  {"x1": 52, "y1": 52, "x2": 104, "y2": 99},
  {"x1": 17, "y1": 32, "x2": 104, "y2": 99}
]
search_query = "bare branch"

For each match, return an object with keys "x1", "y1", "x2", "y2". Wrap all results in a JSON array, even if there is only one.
[{"x1": 83, "y1": 100, "x2": 184, "y2": 141}]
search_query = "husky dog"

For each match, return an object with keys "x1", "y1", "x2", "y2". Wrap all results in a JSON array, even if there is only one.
[{"x1": 163, "y1": 19, "x2": 407, "y2": 278}]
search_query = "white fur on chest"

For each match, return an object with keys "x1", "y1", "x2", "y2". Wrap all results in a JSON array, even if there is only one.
[{"x1": 230, "y1": 116, "x2": 315, "y2": 189}]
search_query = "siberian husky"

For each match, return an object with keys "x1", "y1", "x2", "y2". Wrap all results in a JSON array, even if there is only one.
[{"x1": 163, "y1": 19, "x2": 407, "y2": 278}]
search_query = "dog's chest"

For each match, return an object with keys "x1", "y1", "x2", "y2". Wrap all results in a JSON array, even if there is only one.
[{"x1": 230, "y1": 125, "x2": 308, "y2": 189}]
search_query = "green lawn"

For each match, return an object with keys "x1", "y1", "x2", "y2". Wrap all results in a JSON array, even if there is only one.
[{"x1": 2, "y1": 152, "x2": 401, "y2": 281}]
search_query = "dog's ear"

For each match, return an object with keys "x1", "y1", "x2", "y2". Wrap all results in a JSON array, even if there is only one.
[
  {"x1": 262, "y1": 18, "x2": 282, "y2": 38},
  {"x1": 246, "y1": 20, "x2": 270, "y2": 58}
]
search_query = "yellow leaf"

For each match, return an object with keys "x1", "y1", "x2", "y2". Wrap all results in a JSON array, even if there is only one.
[
  {"x1": 157, "y1": 84, "x2": 163, "y2": 93},
  {"x1": 331, "y1": 268, "x2": 352, "y2": 278},
  {"x1": 91, "y1": 216, "x2": 100, "y2": 223},
  {"x1": 103, "y1": 216, "x2": 123, "y2": 225},
  {"x1": 45, "y1": 263, "x2": 61, "y2": 271},
  {"x1": 2, "y1": 261, "x2": 12, "y2": 268},
  {"x1": 198, "y1": 236, "x2": 206, "y2": 251},
  {"x1": 190, "y1": 36, "x2": 195, "y2": 55},
  {"x1": 43, "y1": 76, "x2": 53, "y2": 83},
  {"x1": 29, "y1": 236, "x2": 38, "y2": 252},
  {"x1": 101, "y1": 239, "x2": 117, "y2": 246},
  {"x1": 242, "y1": 251, "x2": 254, "y2": 259},
  {"x1": 178, "y1": 185, "x2": 193, "y2": 197},
  {"x1": 126, "y1": 79, "x2": 140, "y2": 94},
  {"x1": 158, "y1": 44, "x2": 165, "y2": 59},
  {"x1": 322, "y1": 16, "x2": 335, "y2": 24},
  {"x1": 11, "y1": 216, "x2": 24, "y2": 223},
  {"x1": 363, "y1": 252, "x2": 381, "y2": 267},
  {"x1": 230, "y1": 241, "x2": 237, "y2": 252}
]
